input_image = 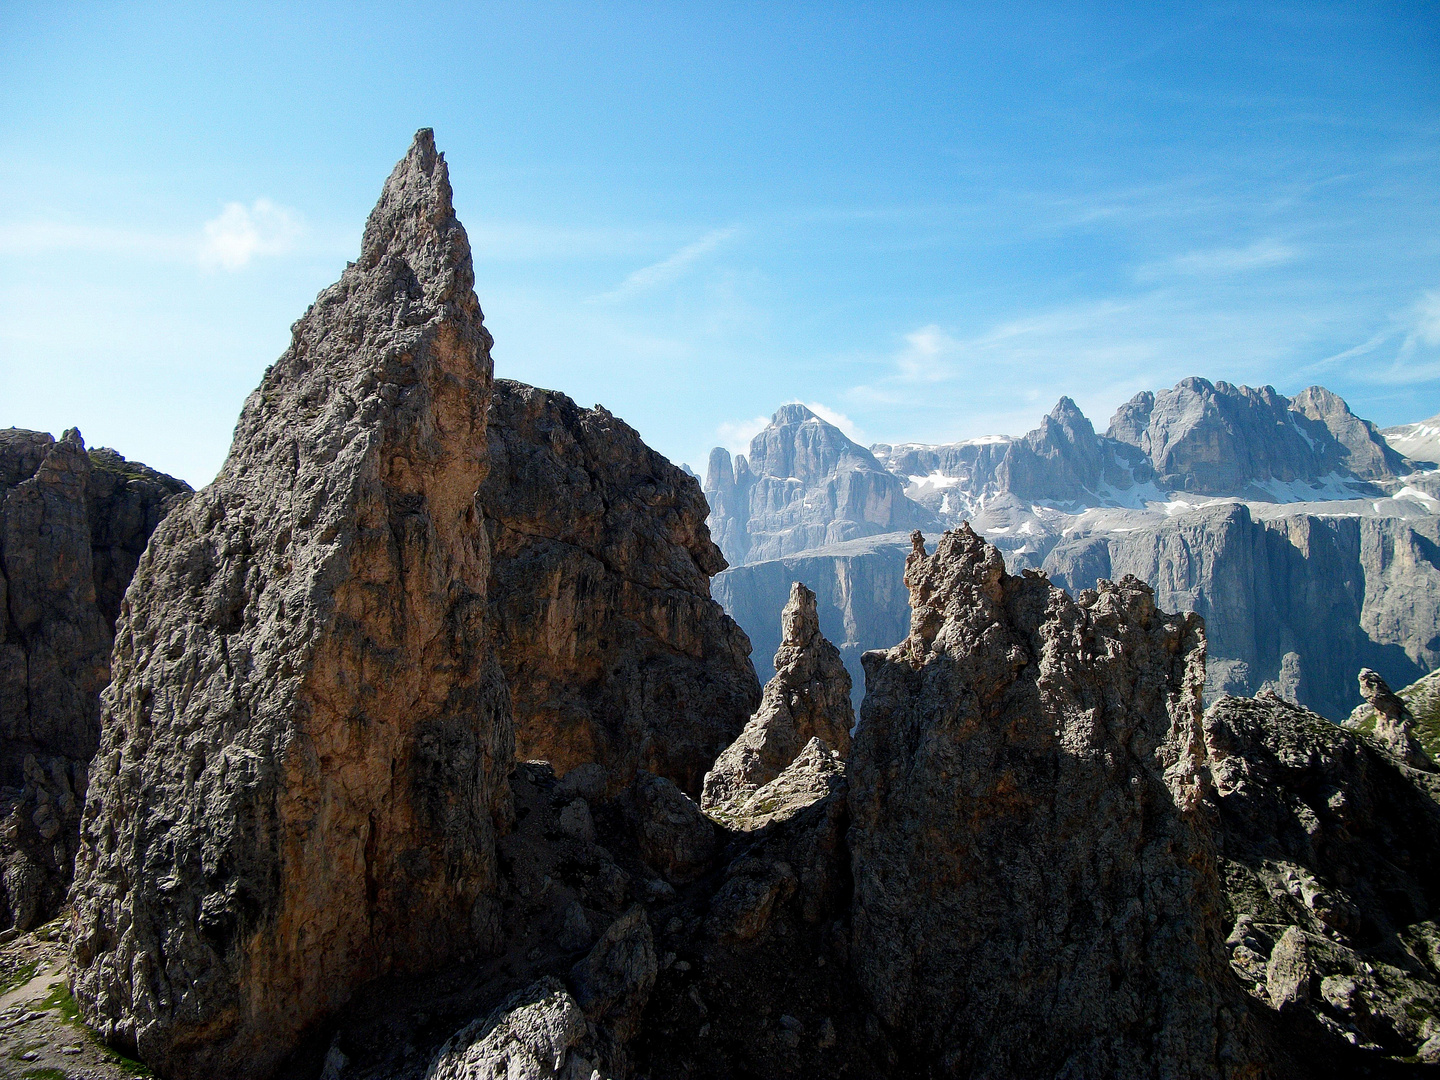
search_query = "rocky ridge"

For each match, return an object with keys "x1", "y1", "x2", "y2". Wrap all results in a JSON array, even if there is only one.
[
  {"x1": 0, "y1": 427, "x2": 188, "y2": 934},
  {"x1": 849, "y1": 527, "x2": 1271, "y2": 1077},
  {"x1": 709, "y1": 383, "x2": 1440, "y2": 723}
]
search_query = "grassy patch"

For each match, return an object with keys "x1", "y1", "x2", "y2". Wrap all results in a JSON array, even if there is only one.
[
  {"x1": 0, "y1": 958, "x2": 40, "y2": 997},
  {"x1": 21, "y1": 1069, "x2": 67, "y2": 1080},
  {"x1": 36, "y1": 981, "x2": 151, "y2": 1076},
  {"x1": 37, "y1": 982, "x2": 79, "y2": 1023}
]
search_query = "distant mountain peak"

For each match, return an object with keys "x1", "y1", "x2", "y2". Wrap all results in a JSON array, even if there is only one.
[{"x1": 772, "y1": 402, "x2": 819, "y2": 426}]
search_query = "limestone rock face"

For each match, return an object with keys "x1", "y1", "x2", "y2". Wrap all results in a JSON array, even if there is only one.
[
  {"x1": 0, "y1": 428, "x2": 187, "y2": 932},
  {"x1": 1106, "y1": 378, "x2": 1407, "y2": 493},
  {"x1": 701, "y1": 581, "x2": 852, "y2": 816},
  {"x1": 426, "y1": 977, "x2": 600, "y2": 1080},
  {"x1": 703, "y1": 405, "x2": 938, "y2": 566},
  {"x1": 849, "y1": 526, "x2": 1265, "y2": 1077},
  {"x1": 1045, "y1": 504, "x2": 1440, "y2": 720},
  {"x1": 1206, "y1": 693, "x2": 1440, "y2": 1067},
  {"x1": 482, "y1": 379, "x2": 758, "y2": 795},
  {"x1": 69, "y1": 131, "x2": 512, "y2": 1079}
]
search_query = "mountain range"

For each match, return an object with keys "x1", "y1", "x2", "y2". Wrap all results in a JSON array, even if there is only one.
[{"x1": 706, "y1": 379, "x2": 1440, "y2": 721}]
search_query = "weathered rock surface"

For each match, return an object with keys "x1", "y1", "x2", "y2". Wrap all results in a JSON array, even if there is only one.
[
  {"x1": 704, "y1": 404, "x2": 937, "y2": 566},
  {"x1": 1206, "y1": 693, "x2": 1440, "y2": 1067},
  {"x1": 69, "y1": 130, "x2": 513, "y2": 1079},
  {"x1": 1350, "y1": 667, "x2": 1440, "y2": 761},
  {"x1": 0, "y1": 428, "x2": 187, "y2": 932},
  {"x1": 1353, "y1": 668, "x2": 1435, "y2": 769},
  {"x1": 482, "y1": 379, "x2": 758, "y2": 795},
  {"x1": 701, "y1": 582, "x2": 852, "y2": 816},
  {"x1": 426, "y1": 977, "x2": 600, "y2": 1080},
  {"x1": 849, "y1": 526, "x2": 1268, "y2": 1078}
]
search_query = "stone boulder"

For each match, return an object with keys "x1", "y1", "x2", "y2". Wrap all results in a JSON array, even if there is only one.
[
  {"x1": 701, "y1": 581, "x2": 852, "y2": 817},
  {"x1": 69, "y1": 130, "x2": 513, "y2": 1079},
  {"x1": 482, "y1": 379, "x2": 758, "y2": 795},
  {"x1": 848, "y1": 526, "x2": 1269, "y2": 1077}
]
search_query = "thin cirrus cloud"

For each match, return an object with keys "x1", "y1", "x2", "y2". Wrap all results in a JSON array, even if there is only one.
[
  {"x1": 1306, "y1": 289, "x2": 1440, "y2": 386},
  {"x1": 1138, "y1": 239, "x2": 1298, "y2": 281},
  {"x1": 0, "y1": 199, "x2": 307, "y2": 271},
  {"x1": 597, "y1": 226, "x2": 738, "y2": 302}
]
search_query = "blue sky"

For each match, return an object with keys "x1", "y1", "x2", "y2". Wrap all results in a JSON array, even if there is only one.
[{"x1": 1, "y1": 2, "x2": 1437, "y2": 485}]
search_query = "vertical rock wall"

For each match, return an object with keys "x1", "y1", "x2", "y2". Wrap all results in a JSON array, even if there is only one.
[
  {"x1": 69, "y1": 131, "x2": 513, "y2": 1079},
  {"x1": 849, "y1": 527, "x2": 1267, "y2": 1077},
  {"x1": 481, "y1": 380, "x2": 759, "y2": 795}
]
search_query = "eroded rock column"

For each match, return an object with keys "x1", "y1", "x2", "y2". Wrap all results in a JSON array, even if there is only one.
[
  {"x1": 69, "y1": 130, "x2": 513, "y2": 1079},
  {"x1": 701, "y1": 581, "x2": 852, "y2": 818}
]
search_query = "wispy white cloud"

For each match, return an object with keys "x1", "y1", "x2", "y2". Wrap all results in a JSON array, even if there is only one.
[
  {"x1": 599, "y1": 227, "x2": 737, "y2": 301},
  {"x1": 0, "y1": 199, "x2": 308, "y2": 271},
  {"x1": 198, "y1": 200, "x2": 303, "y2": 269},
  {"x1": 715, "y1": 414, "x2": 771, "y2": 457},
  {"x1": 799, "y1": 401, "x2": 867, "y2": 444},
  {"x1": 1140, "y1": 239, "x2": 1297, "y2": 280},
  {"x1": 1305, "y1": 289, "x2": 1440, "y2": 386}
]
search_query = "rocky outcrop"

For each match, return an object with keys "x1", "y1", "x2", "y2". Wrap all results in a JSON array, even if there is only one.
[
  {"x1": 1349, "y1": 667, "x2": 1440, "y2": 761},
  {"x1": 848, "y1": 527, "x2": 1268, "y2": 1077},
  {"x1": 701, "y1": 582, "x2": 852, "y2": 817},
  {"x1": 0, "y1": 428, "x2": 187, "y2": 932},
  {"x1": 482, "y1": 379, "x2": 758, "y2": 796},
  {"x1": 69, "y1": 131, "x2": 514, "y2": 1079},
  {"x1": 703, "y1": 405, "x2": 937, "y2": 566},
  {"x1": 1206, "y1": 693, "x2": 1440, "y2": 1067},
  {"x1": 1351, "y1": 668, "x2": 1434, "y2": 769}
]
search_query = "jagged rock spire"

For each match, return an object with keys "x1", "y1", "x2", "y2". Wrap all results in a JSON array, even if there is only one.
[
  {"x1": 701, "y1": 581, "x2": 853, "y2": 818},
  {"x1": 69, "y1": 131, "x2": 512, "y2": 1079},
  {"x1": 1358, "y1": 667, "x2": 1434, "y2": 769},
  {"x1": 849, "y1": 525, "x2": 1272, "y2": 1075}
]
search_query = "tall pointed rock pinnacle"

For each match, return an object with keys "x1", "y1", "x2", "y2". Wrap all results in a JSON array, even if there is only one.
[{"x1": 69, "y1": 131, "x2": 513, "y2": 1080}]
